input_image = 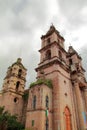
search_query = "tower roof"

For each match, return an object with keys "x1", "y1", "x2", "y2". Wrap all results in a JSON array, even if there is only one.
[
  {"x1": 11, "y1": 58, "x2": 27, "y2": 70},
  {"x1": 41, "y1": 24, "x2": 65, "y2": 40},
  {"x1": 68, "y1": 46, "x2": 82, "y2": 59}
]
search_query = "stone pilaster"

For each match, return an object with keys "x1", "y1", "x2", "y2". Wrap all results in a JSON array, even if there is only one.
[
  {"x1": 83, "y1": 88, "x2": 87, "y2": 112},
  {"x1": 74, "y1": 81, "x2": 86, "y2": 130}
]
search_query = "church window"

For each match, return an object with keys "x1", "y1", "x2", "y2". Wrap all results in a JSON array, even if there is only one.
[
  {"x1": 59, "y1": 51, "x2": 62, "y2": 60},
  {"x1": 46, "y1": 118, "x2": 49, "y2": 130},
  {"x1": 46, "y1": 50, "x2": 51, "y2": 60},
  {"x1": 16, "y1": 81, "x2": 20, "y2": 91},
  {"x1": 32, "y1": 120, "x2": 34, "y2": 126},
  {"x1": 47, "y1": 38, "x2": 50, "y2": 44},
  {"x1": 69, "y1": 59, "x2": 73, "y2": 65},
  {"x1": 14, "y1": 97, "x2": 18, "y2": 103},
  {"x1": 33, "y1": 95, "x2": 36, "y2": 109},
  {"x1": 18, "y1": 69, "x2": 22, "y2": 78},
  {"x1": 46, "y1": 96, "x2": 49, "y2": 108}
]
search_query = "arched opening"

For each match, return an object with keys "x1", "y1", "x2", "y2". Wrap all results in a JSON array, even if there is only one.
[
  {"x1": 45, "y1": 118, "x2": 49, "y2": 130},
  {"x1": 46, "y1": 96, "x2": 49, "y2": 108},
  {"x1": 33, "y1": 95, "x2": 36, "y2": 109},
  {"x1": 69, "y1": 59, "x2": 73, "y2": 65},
  {"x1": 16, "y1": 81, "x2": 20, "y2": 91},
  {"x1": 58, "y1": 51, "x2": 62, "y2": 60},
  {"x1": 46, "y1": 50, "x2": 51, "y2": 60},
  {"x1": 14, "y1": 97, "x2": 18, "y2": 103},
  {"x1": 64, "y1": 107, "x2": 72, "y2": 130},
  {"x1": 18, "y1": 69, "x2": 22, "y2": 78}
]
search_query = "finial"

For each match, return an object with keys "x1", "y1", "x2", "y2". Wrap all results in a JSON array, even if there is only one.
[
  {"x1": 50, "y1": 23, "x2": 55, "y2": 30},
  {"x1": 17, "y1": 58, "x2": 22, "y2": 63},
  {"x1": 50, "y1": 23, "x2": 55, "y2": 28}
]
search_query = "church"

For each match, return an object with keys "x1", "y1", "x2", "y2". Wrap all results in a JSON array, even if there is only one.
[{"x1": 0, "y1": 25, "x2": 87, "y2": 130}]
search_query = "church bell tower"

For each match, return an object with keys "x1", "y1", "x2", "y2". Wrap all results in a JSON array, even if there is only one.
[
  {"x1": 36, "y1": 25, "x2": 77, "y2": 130},
  {"x1": 3, "y1": 58, "x2": 27, "y2": 95},
  {"x1": 1, "y1": 58, "x2": 27, "y2": 121}
]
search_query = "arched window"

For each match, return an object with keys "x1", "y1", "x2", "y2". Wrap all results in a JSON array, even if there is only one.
[
  {"x1": 16, "y1": 81, "x2": 20, "y2": 91},
  {"x1": 14, "y1": 97, "x2": 19, "y2": 103},
  {"x1": 46, "y1": 96, "x2": 49, "y2": 108},
  {"x1": 69, "y1": 59, "x2": 73, "y2": 65},
  {"x1": 59, "y1": 51, "x2": 62, "y2": 60},
  {"x1": 64, "y1": 107, "x2": 72, "y2": 130},
  {"x1": 46, "y1": 118, "x2": 49, "y2": 130},
  {"x1": 46, "y1": 50, "x2": 51, "y2": 60},
  {"x1": 33, "y1": 95, "x2": 36, "y2": 109},
  {"x1": 18, "y1": 69, "x2": 22, "y2": 78}
]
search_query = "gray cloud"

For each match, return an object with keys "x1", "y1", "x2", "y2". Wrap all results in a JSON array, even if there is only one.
[
  {"x1": 0, "y1": 0, "x2": 49, "y2": 36},
  {"x1": 0, "y1": 0, "x2": 87, "y2": 89},
  {"x1": 58, "y1": 0, "x2": 87, "y2": 29}
]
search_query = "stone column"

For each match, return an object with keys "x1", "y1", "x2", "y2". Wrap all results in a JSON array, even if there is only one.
[
  {"x1": 74, "y1": 81, "x2": 86, "y2": 130},
  {"x1": 83, "y1": 88, "x2": 87, "y2": 112}
]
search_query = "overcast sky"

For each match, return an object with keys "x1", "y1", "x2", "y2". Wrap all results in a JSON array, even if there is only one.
[{"x1": 0, "y1": 0, "x2": 87, "y2": 89}]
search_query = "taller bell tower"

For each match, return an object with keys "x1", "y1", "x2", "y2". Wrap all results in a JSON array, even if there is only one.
[
  {"x1": 36, "y1": 25, "x2": 67, "y2": 79},
  {"x1": 36, "y1": 25, "x2": 77, "y2": 130}
]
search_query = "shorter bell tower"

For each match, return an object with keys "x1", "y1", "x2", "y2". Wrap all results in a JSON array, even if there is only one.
[
  {"x1": 2, "y1": 58, "x2": 27, "y2": 95},
  {"x1": 0, "y1": 58, "x2": 27, "y2": 121}
]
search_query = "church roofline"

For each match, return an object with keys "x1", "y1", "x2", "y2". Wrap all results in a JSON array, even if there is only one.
[
  {"x1": 41, "y1": 25, "x2": 65, "y2": 41},
  {"x1": 11, "y1": 58, "x2": 27, "y2": 70},
  {"x1": 67, "y1": 46, "x2": 82, "y2": 60},
  {"x1": 11, "y1": 62, "x2": 27, "y2": 70},
  {"x1": 29, "y1": 83, "x2": 53, "y2": 90}
]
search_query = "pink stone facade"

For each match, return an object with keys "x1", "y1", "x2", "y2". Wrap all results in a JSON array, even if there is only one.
[
  {"x1": 26, "y1": 85, "x2": 52, "y2": 130},
  {"x1": 0, "y1": 25, "x2": 87, "y2": 130}
]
